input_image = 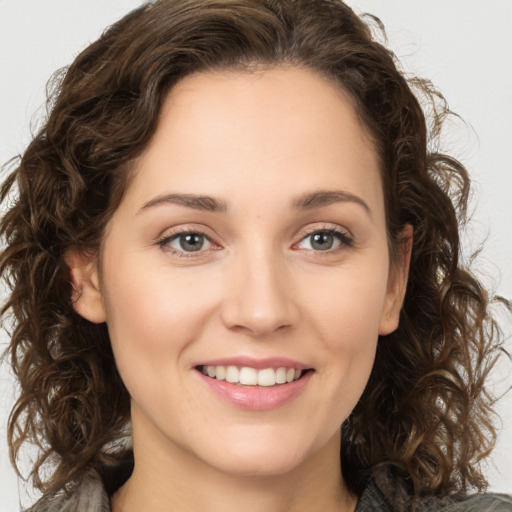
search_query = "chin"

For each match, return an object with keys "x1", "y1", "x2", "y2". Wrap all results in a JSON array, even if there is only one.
[
  {"x1": 196, "y1": 431, "x2": 316, "y2": 478},
  {"x1": 210, "y1": 451, "x2": 307, "y2": 478}
]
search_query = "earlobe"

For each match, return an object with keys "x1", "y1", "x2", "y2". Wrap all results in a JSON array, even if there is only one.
[
  {"x1": 65, "y1": 248, "x2": 107, "y2": 324},
  {"x1": 378, "y1": 224, "x2": 413, "y2": 335}
]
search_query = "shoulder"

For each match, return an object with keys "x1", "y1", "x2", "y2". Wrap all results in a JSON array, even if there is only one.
[
  {"x1": 437, "y1": 494, "x2": 512, "y2": 512},
  {"x1": 27, "y1": 472, "x2": 110, "y2": 512},
  {"x1": 355, "y1": 467, "x2": 512, "y2": 512},
  {"x1": 26, "y1": 451, "x2": 133, "y2": 512}
]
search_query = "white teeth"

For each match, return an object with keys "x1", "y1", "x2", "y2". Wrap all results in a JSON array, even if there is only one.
[
  {"x1": 216, "y1": 365, "x2": 226, "y2": 381},
  {"x1": 239, "y1": 367, "x2": 258, "y2": 385},
  {"x1": 257, "y1": 368, "x2": 276, "y2": 386},
  {"x1": 275, "y1": 367, "x2": 287, "y2": 384},
  {"x1": 201, "y1": 365, "x2": 305, "y2": 386},
  {"x1": 225, "y1": 365, "x2": 239, "y2": 383}
]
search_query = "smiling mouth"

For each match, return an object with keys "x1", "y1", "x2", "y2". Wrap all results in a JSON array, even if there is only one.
[{"x1": 197, "y1": 365, "x2": 312, "y2": 387}]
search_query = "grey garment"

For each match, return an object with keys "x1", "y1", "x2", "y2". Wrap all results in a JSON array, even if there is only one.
[
  {"x1": 28, "y1": 469, "x2": 512, "y2": 512},
  {"x1": 26, "y1": 473, "x2": 110, "y2": 512},
  {"x1": 354, "y1": 467, "x2": 512, "y2": 511}
]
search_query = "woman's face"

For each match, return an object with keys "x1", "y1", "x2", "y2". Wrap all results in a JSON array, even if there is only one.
[{"x1": 73, "y1": 66, "x2": 408, "y2": 477}]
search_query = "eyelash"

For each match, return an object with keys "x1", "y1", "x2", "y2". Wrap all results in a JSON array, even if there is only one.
[
  {"x1": 156, "y1": 228, "x2": 217, "y2": 258},
  {"x1": 156, "y1": 225, "x2": 353, "y2": 257},
  {"x1": 296, "y1": 226, "x2": 353, "y2": 251}
]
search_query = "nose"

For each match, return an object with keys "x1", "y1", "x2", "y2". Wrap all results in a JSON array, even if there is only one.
[{"x1": 220, "y1": 249, "x2": 299, "y2": 337}]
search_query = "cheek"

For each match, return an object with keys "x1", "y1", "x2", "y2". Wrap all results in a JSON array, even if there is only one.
[
  {"x1": 306, "y1": 260, "x2": 389, "y2": 346},
  {"x1": 100, "y1": 254, "x2": 218, "y2": 396},
  {"x1": 301, "y1": 262, "x2": 388, "y2": 407}
]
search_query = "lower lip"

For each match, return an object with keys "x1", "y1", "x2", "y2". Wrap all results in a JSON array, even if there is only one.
[{"x1": 197, "y1": 370, "x2": 313, "y2": 411}]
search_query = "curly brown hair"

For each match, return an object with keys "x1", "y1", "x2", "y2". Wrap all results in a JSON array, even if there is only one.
[{"x1": 0, "y1": 0, "x2": 508, "y2": 502}]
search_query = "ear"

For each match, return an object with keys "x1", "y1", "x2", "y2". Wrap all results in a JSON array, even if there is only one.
[
  {"x1": 378, "y1": 224, "x2": 413, "y2": 336},
  {"x1": 65, "y1": 248, "x2": 107, "y2": 324}
]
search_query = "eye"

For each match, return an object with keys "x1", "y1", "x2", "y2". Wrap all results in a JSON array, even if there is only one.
[
  {"x1": 159, "y1": 232, "x2": 212, "y2": 253},
  {"x1": 296, "y1": 228, "x2": 352, "y2": 251}
]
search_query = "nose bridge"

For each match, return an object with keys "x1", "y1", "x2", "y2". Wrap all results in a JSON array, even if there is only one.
[{"x1": 221, "y1": 242, "x2": 297, "y2": 336}]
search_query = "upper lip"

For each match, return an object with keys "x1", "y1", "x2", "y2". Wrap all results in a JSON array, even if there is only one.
[{"x1": 194, "y1": 356, "x2": 311, "y2": 371}]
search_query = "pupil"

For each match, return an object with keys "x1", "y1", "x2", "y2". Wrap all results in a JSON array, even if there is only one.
[
  {"x1": 180, "y1": 234, "x2": 203, "y2": 252},
  {"x1": 311, "y1": 233, "x2": 333, "y2": 250}
]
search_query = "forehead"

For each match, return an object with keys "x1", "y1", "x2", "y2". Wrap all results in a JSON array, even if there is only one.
[
  {"x1": 124, "y1": 66, "x2": 383, "y2": 218},
  {"x1": 156, "y1": 65, "x2": 375, "y2": 159}
]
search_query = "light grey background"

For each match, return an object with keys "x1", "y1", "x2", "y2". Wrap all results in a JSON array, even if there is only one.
[{"x1": 1, "y1": 1, "x2": 511, "y2": 509}]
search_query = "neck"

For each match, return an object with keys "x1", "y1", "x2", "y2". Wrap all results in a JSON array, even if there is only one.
[{"x1": 111, "y1": 416, "x2": 357, "y2": 512}]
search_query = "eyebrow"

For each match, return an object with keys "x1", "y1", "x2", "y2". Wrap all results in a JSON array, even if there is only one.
[
  {"x1": 138, "y1": 189, "x2": 371, "y2": 216},
  {"x1": 292, "y1": 190, "x2": 371, "y2": 216},
  {"x1": 139, "y1": 193, "x2": 228, "y2": 214}
]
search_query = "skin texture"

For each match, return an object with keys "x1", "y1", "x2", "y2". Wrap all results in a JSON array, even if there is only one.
[{"x1": 67, "y1": 66, "x2": 411, "y2": 512}]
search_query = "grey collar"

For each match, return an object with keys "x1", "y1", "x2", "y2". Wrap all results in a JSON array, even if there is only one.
[{"x1": 30, "y1": 467, "x2": 512, "y2": 512}]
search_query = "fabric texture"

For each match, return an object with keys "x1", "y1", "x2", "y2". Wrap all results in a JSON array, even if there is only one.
[
  {"x1": 26, "y1": 472, "x2": 110, "y2": 512},
  {"x1": 354, "y1": 467, "x2": 512, "y2": 511},
  {"x1": 28, "y1": 465, "x2": 512, "y2": 512}
]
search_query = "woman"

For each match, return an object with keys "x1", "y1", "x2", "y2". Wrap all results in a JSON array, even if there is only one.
[{"x1": 0, "y1": 0, "x2": 510, "y2": 510}]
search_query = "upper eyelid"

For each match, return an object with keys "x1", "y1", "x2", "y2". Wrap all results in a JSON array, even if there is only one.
[
  {"x1": 300, "y1": 225, "x2": 349, "y2": 235},
  {"x1": 156, "y1": 225, "x2": 218, "y2": 242},
  {"x1": 296, "y1": 223, "x2": 353, "y2": 240}
]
